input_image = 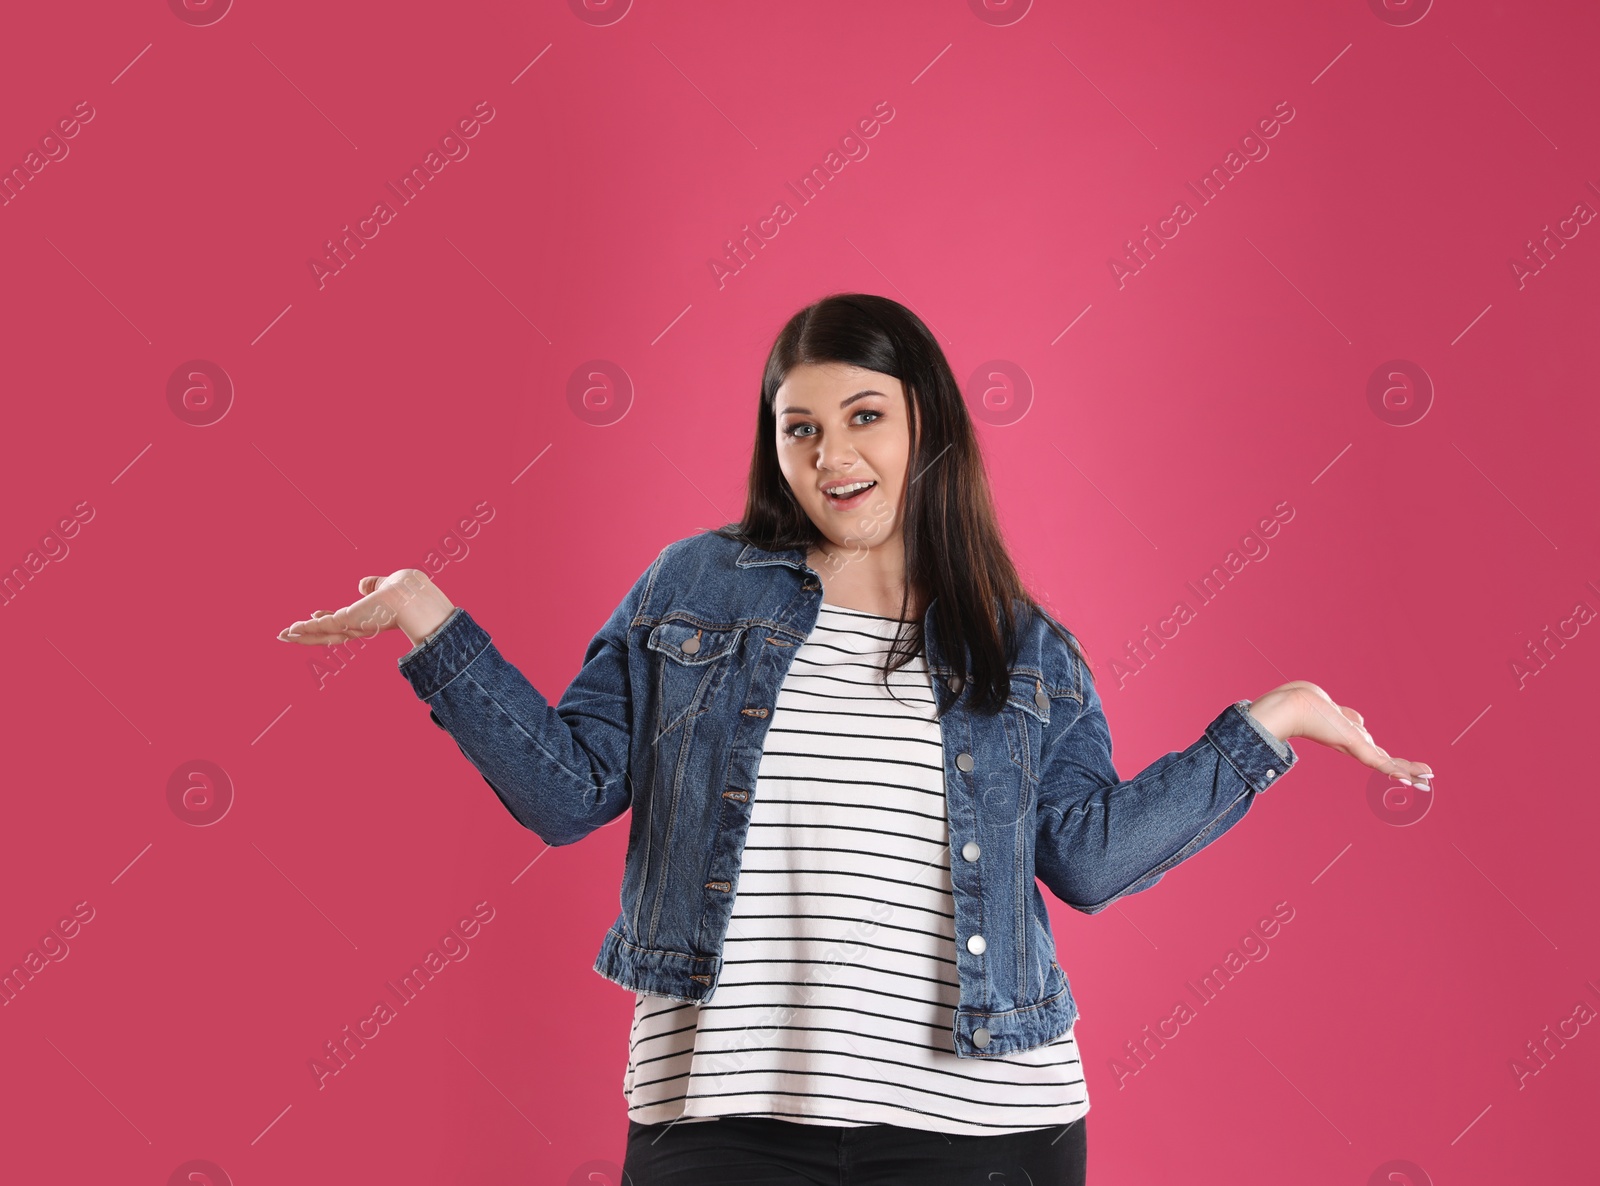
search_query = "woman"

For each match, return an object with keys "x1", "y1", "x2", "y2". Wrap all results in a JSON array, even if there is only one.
[{"x1": 277, "y1": 293, "x2": 1433, "y2": 1184}]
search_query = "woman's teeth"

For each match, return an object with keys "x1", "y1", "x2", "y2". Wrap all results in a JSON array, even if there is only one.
[{"x1": 827, "y1": 481, "x2": 876, "y2": 499}]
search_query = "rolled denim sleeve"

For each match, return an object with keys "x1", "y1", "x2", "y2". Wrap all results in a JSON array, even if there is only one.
[
  {"x1": 395, "y1": 550, "x2": 663, "y2": 846},
  {"x1": 1033, "y1": 669, "x2": 1297, "y2": 914}
]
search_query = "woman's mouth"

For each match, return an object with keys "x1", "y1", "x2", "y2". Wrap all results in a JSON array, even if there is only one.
[{"x1": 822, "y1": 480, "x2": 877, "y2": 510}]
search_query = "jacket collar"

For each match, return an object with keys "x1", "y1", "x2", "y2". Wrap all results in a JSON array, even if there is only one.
[
  {"x1": 734, "y1": 540, "x2": 811, "y2": 572},
  {"x1": 733, "y1": 537, "x2": 952, "y2": 674}
]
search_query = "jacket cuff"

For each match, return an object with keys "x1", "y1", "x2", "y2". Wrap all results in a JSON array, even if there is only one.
[
  {"x1": 1207, "y1": 700, "x2": 1297, "y2": 792},
  {"x1": 396, "y1": 606, "x2": 490, "y2": 699}
]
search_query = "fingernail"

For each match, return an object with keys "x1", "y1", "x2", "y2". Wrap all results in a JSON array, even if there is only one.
[{"x1": 1395, "y1": 777, "x2": 1413, "y2": 786}]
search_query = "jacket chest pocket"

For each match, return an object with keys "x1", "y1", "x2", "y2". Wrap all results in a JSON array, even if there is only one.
[
  {"x1": 646, "y1": 620, "x2": 744, "y2": 737},
  {"x1": 1001, "y1": 672, "x2": 1052, "y2": 785}
]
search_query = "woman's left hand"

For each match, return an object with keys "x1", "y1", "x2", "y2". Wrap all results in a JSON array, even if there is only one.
[{"x1": 1248, "y1": 681, "x2": 1433, "y2": 789}]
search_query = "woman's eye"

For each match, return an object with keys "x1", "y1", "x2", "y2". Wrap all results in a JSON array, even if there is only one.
[
  {"x1": 784, "y1": 423, "x2": 816, "y2": 438},
  {"x1": 855, "y1": 410, "x2": 881, "y2": 425}
]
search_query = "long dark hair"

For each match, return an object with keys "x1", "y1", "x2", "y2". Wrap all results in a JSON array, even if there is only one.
[{"x1": 712, "y1": 292, "x2": 1090, "y2": 717}]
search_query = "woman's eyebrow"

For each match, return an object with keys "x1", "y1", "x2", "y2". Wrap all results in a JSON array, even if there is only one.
[
  {"x1": 777, "y1": 389, "x2": 887, "y2": 415},
  {"x1": 840, "y1": 389, "x2": 888, "y2": 408}
]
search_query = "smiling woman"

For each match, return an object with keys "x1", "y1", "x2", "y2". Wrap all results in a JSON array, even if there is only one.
[
  {"x1": 277, "y1": 290, "x2": 1432, "y2": 1186},
  {"x1": 774, "y1": 363, "x2": 916, "y2": 617},
  {"x1": 719, "y1": 292, "x2": 1089, "y2": 712}
]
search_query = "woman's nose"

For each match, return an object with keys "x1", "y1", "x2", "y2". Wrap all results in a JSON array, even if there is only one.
[{"x1": 818, "y1": 444, "x2": 858, "y2": 471}]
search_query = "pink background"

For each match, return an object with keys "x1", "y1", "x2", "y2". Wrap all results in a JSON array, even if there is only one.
[{"x1": 3, "y1": 1, "x2": 1597, "y2": 1182}]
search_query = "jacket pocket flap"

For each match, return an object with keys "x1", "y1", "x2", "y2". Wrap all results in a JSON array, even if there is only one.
[
  {"x1": 646, "y1": 621, "x2": 741, "y2": 665},
  {"x1": 1006, "y1": 672, "x2": 1051, "y2": 724}
]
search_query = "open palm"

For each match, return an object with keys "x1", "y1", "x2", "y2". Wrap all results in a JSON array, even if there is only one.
[
  {"x1": 277, "y1": 570, "x2": 438, "y2": 647},
  {"x1": 1276, "y1": 680, "x2": 1433, "y2": 788}
]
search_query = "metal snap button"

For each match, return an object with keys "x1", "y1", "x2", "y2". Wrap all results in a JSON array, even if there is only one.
[
  {"x1": 955, "y1": 753, "x2": 974, "y2": 772},
  {"x1": 1266, "y1": 768, "x2": 1275, "y2": 778},
  {"x1": 681, "y1": 635, "x2": 701, "y2": 654},
  {"x1": 1034, "y1": 690, "x2": 1049, "y2": 712},
  {"x1": 949, "y1": 675, "x2": 964, "y2": 694},
  {"x1": 972, "y1": 1027, "x2": 992, "y2": 1049},
  {"x1": 966, "y1": 934, "x2": 986, "y2": 955},
  {"x1": 961, "y1": 841, "x2": 981, "y2": 862}
]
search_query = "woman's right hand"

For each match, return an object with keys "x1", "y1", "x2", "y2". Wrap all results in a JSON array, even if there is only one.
[{"x1": 276, "y1": 569, "x2": 456, "y2": 649}]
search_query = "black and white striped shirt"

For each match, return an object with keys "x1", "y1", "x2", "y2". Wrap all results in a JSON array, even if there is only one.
[{"x1": 622, "y1": 602, "x2": 1090, "y2": 1136}]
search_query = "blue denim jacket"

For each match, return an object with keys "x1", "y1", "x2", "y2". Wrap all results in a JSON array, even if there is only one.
[{"x1": 396, "y1": 529, "x2": 1296, "y2": 1059}]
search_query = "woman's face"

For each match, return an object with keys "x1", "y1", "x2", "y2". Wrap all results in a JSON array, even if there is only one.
[{"x1": 774, "y1": 362, "x2": 911, "y2": 554}]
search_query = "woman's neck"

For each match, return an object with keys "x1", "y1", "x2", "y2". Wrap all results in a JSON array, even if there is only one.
[{"x1": 805, "y1": 538, "x2": 925, "y2": 622}]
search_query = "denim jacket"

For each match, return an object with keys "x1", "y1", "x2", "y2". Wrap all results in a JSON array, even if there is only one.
[{"x1": 396, "y1": 529, "x2": 1296, "y2": 1060}]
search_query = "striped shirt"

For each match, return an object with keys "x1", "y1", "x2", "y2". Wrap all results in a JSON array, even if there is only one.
[{"x1": 622, "y1": 602, "x2": 1090, "y2": 1136}]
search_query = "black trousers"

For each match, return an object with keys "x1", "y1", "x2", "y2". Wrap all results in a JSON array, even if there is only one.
[{"x1": 621, "y1": 1113, "x2": 1087, "y2": 1186}]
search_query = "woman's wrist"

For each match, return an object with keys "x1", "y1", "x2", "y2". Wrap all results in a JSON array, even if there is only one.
[
  {"x1": 391, "y1": 572, "x2": 456, "y2": 647},
  {"x1": 1246, "y1": 689, "x2": 1300, "y2": 743}
]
